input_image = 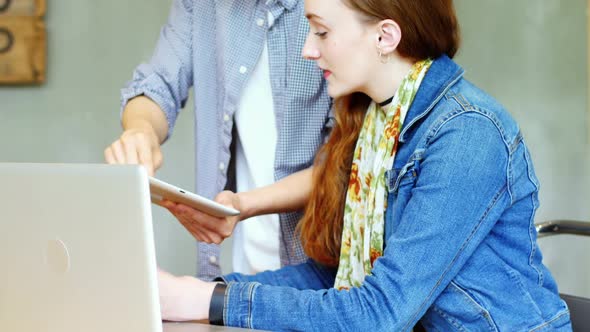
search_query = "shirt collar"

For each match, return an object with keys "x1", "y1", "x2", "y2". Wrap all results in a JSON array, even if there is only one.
[{"x1": 268, "y1": 0, "x2": 297, "y2": 11}]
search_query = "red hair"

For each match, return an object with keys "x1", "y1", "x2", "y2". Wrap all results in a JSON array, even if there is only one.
[{"x1": 298, "y1": 0, "x2": 460, "y2": 266}]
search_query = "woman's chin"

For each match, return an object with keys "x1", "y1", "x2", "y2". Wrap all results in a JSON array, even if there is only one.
[
  {"x1": 327, "y1": 80, "x2": 360, "y2": 99},
  {"x1": 327, "y1": 85, "x2": 347, "y2": 99}
]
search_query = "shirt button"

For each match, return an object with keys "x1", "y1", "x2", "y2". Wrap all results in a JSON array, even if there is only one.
[
  {"x1": 209, "y1": 256, "x2": 217, "y2": 264},
  {"x1": 219, "y1": 163, "x2": 225, "y2": 171},
  {"x1": 223, "y1": 113, "x2": 230, "y2": 122},
  {"x1": 256, "y1": 18, "x2": 264, "y2": 27},
  {"x1": 239, "y1": 66, "x2": 248, "y2": 74}
]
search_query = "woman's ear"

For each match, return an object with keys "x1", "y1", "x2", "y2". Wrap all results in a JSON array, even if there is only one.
[{"x1": 376, "y1": 19, "x2": 402, "y2": 56}]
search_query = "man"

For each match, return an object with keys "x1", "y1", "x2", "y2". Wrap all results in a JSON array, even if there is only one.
[{"x1": 105, "y1": 0, "x2": 331, "y2": 280}]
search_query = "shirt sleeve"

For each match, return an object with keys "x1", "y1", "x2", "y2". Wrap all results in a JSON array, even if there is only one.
[
  {"x1": 119, "y1": 0, "x2": 194, "y2": 140},
  {"x1": 197, "y1": 242, "x2": 222, "y2": 280}
]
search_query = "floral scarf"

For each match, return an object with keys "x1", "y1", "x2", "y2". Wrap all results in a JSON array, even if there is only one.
[{"x1": 334, "y1": 59, "x2": 433, "y2": 290}]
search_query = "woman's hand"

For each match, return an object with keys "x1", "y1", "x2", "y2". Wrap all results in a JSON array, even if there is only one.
[
  {"x1": 157, "y1": 268, "x2": 216, "y2": 321},
  {"x1": 159, "y1": 167, "x2": 314, "y2": 244},
  {"x1": 160, "y1": 190, "x2": 243, "y2": 244}
]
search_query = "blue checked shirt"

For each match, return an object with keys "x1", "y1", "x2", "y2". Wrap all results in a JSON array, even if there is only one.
[{"x1": 120, "y1": 0, "x2": 332, "y2": 279}]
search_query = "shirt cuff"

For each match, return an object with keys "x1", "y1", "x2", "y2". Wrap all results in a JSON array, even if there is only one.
[
  {"x1": 209, "y1": 282, "x2": 227, "y2": 325},
  {"x1": 119, "y1": 73, "x2": 179, "y2": 141}
]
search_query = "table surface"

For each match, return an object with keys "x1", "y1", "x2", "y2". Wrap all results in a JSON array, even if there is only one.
[{"x1": 163, "y1": 322, "x2": 259, "y2": 331}]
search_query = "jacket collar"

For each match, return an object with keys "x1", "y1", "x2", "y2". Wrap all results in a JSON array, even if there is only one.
[{"x1": 399, "y1": 55, "x2": 465, "y2": 143}]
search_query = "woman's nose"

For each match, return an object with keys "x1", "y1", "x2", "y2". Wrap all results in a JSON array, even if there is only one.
[{"x1": 302, "y1": 38, "x2": 320, "y2": 60}]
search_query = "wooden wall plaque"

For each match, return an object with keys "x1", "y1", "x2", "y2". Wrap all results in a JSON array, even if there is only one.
[{"x1": 0, "y1": 0, "x2": 46, "y2": 84}]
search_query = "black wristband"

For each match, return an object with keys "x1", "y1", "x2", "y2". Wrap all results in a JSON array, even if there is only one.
[{"x1": 209, "y1": 282, "x2": 227, "y2": 326}]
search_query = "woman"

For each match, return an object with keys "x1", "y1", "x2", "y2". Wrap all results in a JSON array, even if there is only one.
[{"x1": 157, "y1": 0, "x2": 572, "y2": 330}]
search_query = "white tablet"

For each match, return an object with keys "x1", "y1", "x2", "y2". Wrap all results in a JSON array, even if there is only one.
[{"x1": 149, "y1": 177, "x2": 240, "y2": 218}]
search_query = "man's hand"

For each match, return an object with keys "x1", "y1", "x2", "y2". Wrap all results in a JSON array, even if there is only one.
[
  {"x1": 104, "y1": 124, "x2": 163, "y2": 176},
  {"x1": 105, "y1": 96, "x2": 168, "y2": 176}
]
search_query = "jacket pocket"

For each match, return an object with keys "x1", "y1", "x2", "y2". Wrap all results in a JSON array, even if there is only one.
[{"x1": 387, "y1": 154, "x2": 422, "y2": 194}]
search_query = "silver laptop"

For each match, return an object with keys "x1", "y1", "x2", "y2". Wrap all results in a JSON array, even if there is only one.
[{"x1": 0, "y1": 163, "x2": 163, "y2": 332}]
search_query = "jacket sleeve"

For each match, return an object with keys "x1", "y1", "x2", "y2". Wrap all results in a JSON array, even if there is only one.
[
  {"x1": 222, "y1": 112, "x2": 512, "y2": 331},
  {"x1": 221, "y1": 259, "x2": 337, "y2": 290}
]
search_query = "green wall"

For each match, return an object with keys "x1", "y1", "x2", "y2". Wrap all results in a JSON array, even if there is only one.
[
  {"x1": 1, "y1": 0, "x2": 588, "y2": 296},
  {"x1": 0, "y1": 0, "x2": 201, "y2": 277},
  {"x1": 455, "y1": 0, "x2": 590, "y2": 297}
]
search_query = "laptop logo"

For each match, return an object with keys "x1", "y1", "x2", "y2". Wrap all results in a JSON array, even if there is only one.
[{"x1": 44, "y1": 239, "x2": 70, "y2": 274}]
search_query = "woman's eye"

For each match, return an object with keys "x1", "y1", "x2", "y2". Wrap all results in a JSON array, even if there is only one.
[{"x1": 314, "y1": 31, "x2": 327, "y2": 38}]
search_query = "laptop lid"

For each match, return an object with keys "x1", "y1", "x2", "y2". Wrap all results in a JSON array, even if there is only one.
[{"x1": 0, "y1": 163, "x2": 162, "y2": 332}]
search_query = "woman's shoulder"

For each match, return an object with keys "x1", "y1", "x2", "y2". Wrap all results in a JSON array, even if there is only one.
[{"x1": 429, "y1": 78, "x2": 521, "y2": 146}]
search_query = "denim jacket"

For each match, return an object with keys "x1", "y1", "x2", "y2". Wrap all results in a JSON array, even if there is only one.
[{"x1": 219, "y1": 56, "x2": 572, "y2": 331}]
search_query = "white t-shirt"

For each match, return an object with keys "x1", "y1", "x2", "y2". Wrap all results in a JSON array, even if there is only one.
[{"x1": 232, "y1": 13, "x2": 280, "y2": 274}]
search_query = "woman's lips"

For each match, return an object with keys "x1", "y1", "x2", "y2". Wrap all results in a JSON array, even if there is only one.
[{"x1": 323, "y1": 70, "x2": 332, "y2": 79}]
